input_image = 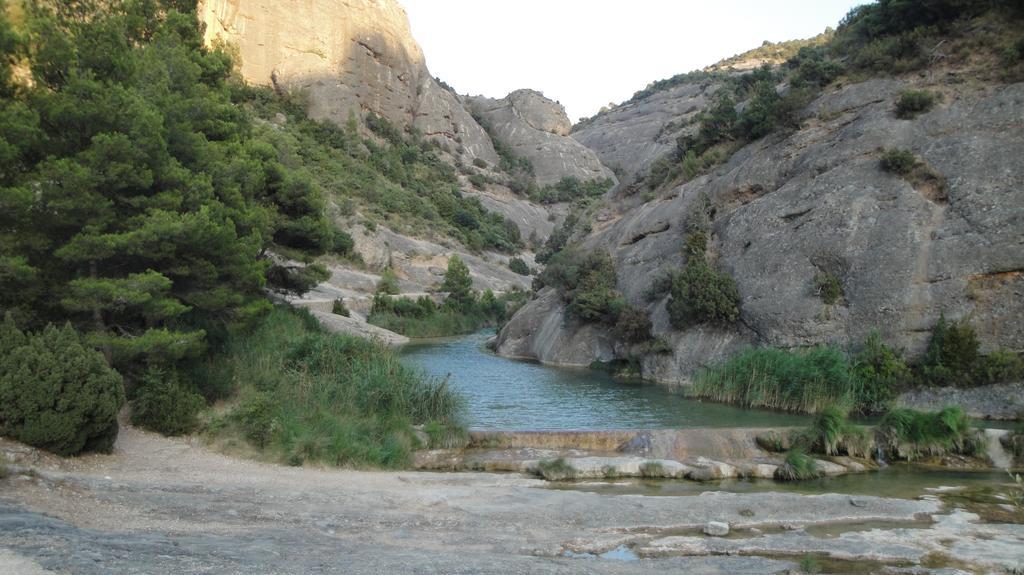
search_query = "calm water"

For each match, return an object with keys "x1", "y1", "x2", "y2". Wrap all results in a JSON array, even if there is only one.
[{"x1": 401, "y1": 330, "x2": 813, "y2": 430}]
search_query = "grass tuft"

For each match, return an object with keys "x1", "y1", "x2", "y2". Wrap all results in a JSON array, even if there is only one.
[
  {"x1": 775, "y1": 448, "x2": 820, "y2": 481},
  {"x1": 639, "y1": 461, "x2": 667, "y2": 478},
  {"x1": 877, "y1": 406, "x2": 983, "y2": 461}
]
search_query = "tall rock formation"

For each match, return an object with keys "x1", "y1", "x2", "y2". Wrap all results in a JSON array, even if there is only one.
[
  {"x1": 197, "y1": 0, "x2": 499, "y2": 164},
  {"x1": 470, "y1": 90, "x2": 616, "y2": 187},
  {"x1": 498, "y1": 75, "x2": 1024, "y2": 384}
]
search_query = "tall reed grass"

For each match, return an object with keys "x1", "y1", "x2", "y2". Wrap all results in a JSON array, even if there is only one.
[
  {"x1": 205, "y1": 306, "x2": 464, "y2": 468},
  {"x1": 690, "y1": 346, "x2": 857, "y2": 413}
]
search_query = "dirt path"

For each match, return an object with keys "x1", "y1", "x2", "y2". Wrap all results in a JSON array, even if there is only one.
[{"x1": 0, "y1": 425, "x2": 1021, "y2": 574}]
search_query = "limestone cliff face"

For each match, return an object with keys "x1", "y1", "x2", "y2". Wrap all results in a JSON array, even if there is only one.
[
  {"x1": 198, "y1": 0, "x2": 499, "y2": 164},
  {"x1": 498, "y1": 77, "x2": 1024, "y2": 384},
  {"x1": 470, "y1": 90, "x2": 616, "y2": 187}
]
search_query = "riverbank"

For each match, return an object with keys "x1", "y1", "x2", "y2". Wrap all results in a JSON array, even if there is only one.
[{"x1": 2, "y1": 424, "x2": 1022, "y2": 574}]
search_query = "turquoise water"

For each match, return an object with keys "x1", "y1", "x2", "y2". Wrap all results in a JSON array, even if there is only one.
[{"x1": 401, "y1": 330, "x2": 813, "y2": 430}]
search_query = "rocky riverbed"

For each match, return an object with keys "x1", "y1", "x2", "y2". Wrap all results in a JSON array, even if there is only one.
[{"x1": 1, "y1": 425, "x2": 1022, "y2": 574}]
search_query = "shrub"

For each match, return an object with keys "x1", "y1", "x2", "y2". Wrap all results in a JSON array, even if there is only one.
[
  {"x1": 614, "y1": 305, "x2": 654, "y2": 344},
  {"x1": 666, "y1": 253, "x2": 740, "y2": 328},
  {"x1": 331, "y1": 230, "x2": 355, "y2": 256},
  {"x1": 0, "y1": 316, "x2": 125, "y2": 456},
  {"x1": 813, "y1": 271, "x2": 843, "y2": 305},
  {"x1": 974, "y1": 349, "x2": 1024, "y2": 385},
  {"x1": 266, "y1": 263, "x2": 330, "y2": 296},
  {"x1": 232, "y1": 392, "x2": 278, "y2": 448},
  {"x1": 130, "y1": 369, "x2": 205, "y2": 436},
  {"x1": 376, "y1": 268, "x2": 401, "y2": 295},
  {"x1": 880, "y1": 148, "x2": 919, "y2": 175},
  {"x1": 919, "y1": 315, "x2": 979, "y2": 386},
  {"x1": 440, "y1": 255, "x2": 475, "y2": 308},
  {"x1": 468, "y1": 173, "x2": 487, "y2": 190},
  {"x1": 508, "y1": 257, "x2": 530, "y2": 276},
  {"x1": 852, "y1": 333, "x2": 911, "y2": 413},
  {"x1": 332, "y1": 299, "x2": 350, "y2": 317},
  {"x1": 895, "y1": 90, "x2": 938, "y2": 119},
  {"x1": 472, "y1": 157, "x2": 488, "y2": 169},
  {"x1": 639, "y1": 461, "x2": 667, "y2": 478}
]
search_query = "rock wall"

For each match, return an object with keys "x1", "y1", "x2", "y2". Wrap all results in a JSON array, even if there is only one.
[
  {"x1": 499, "y1": 76, "x2": 1024, "y2": 384},
  {"x1": 197, "y1": 0, "x2": 498, "y2": 164},
  {"x1": 470, "y1": 90, "x2": 616, "y2": 187}
]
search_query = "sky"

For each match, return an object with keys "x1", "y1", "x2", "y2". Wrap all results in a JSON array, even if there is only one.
[{"x1": 402, "y1": 0, "x2": 865, "y2": 122}]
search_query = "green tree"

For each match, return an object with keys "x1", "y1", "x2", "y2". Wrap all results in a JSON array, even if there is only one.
[
  {"x1": 441, "y1": 255, "x2": 475, "y2": 308},
  {"x1": 0, "y1": 1, "x2": 341, "y2": 385},
  {"x1": 0, "y1": 314, "x2": 125, "y2": 455}
]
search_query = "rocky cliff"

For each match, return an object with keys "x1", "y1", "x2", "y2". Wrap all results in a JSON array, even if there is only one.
[
  {"x1": 470, "y1": 90, "x2": 616, "y2": 186},
  {"x1": 499, "y1": 71, "x2": 1024, "y2": 384},
  {"x1": 198, "y1": 0, "x2": 500, "y2": 165}
]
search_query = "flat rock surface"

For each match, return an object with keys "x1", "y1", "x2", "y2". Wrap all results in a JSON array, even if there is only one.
[{"x1": 2, "y1": 426, "x2": 1020, "y2": 574}]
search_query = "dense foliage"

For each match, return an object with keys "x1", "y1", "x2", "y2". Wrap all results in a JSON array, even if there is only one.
[
  {"x1": 0, "y1": 0, "x2": 357, "y2": 409},
  {"x1": 205, "y1": 307, "x2": 464, "y2": 467},
  {"x1": 693, "y1": 317, "x2": 1022, "y2": 414},
  {"x1": 368, "y1": 256, "x2": 520, "y2": 337},
  {"x1": 0, "y1": 315, "x2": 125, "y2": 455},
  {"x1": 0, "y1": 1, "x2": 477, "y2": 459}
]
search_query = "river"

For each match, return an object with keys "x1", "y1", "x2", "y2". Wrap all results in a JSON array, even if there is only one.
[{"x1": 402, "y1": 329, "x2": 812, "y2": 430}]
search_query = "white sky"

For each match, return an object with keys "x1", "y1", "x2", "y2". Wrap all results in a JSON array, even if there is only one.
[{"x1": 402, "y1": 0, "x2": 865, "y2": 122}]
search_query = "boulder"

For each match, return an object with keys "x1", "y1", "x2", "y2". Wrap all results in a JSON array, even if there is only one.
[{"x1": 703, "y1": 521, "x2": 731, "y2": 537}]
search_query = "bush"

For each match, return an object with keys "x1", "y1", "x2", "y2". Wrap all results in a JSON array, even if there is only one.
[
  {"x1": 376, "y1": 268, "x2": 401, "y2": 295},
  {"x1": 880, "y1": 148, "x2": 919, "y2": 175},
  {"x1": 508, "y1": 257, "x2": 530, "y2": 276},
  {"x1": 441, "y1": 255, "x2": 475, "y2": 308},
  {"x1": 130, "y1": 369, "x2": 205, "y2": 436},
  {"x1": 332, "y1": 299, "x2": 350, "y2": 317},
  {"x1": 666, "y1": 251, "x2": 740, "y2": 328},
  {"x1": 266, "y1": 263, "x2": 330, "y2": 296},
  {"x1": 471, "y1": 157, "x2": 488, "y2": 169},
  {"x1": 331, "y1": 230, "x2": 355, "y2": 256},
  {"x1": 895, "y1": 90, "x2": 938, "y2": 119},
  {"x1": 0, "y1": 316, "x2": 125, "y2": 456},
  {"x1": 813, "y1": 271, "x2": 843, "y2": 305},
  {"x1": 852, "y1": 333, "x2": 911, "y2": 413},
  {"x1": 614, "y1": 305, "x2": 654, "y2": 344},
  {"x1": 919, "y1": 314, "x2": 979, "y2": 386},
  {"x1": 468, "y1": 173, "x2": 487, "y2": 190}
]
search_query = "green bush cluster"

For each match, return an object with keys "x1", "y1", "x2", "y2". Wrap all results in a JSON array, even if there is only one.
[
  {"x1": 376, "y1": 268, "x2": 401, "y2": 295},
  {"x1": 0, "y1": 315, "x2": 125, "y2": 456},
  {"x1": 130, "y1": 368, "x2": 205, "y2": 436},
  {"x1": 367, "y1": 256, "x2": 513, "y2": 337},
  {"x1": 813, "y1": 271, "x2": 844, "y2": 305},
  {"x1": 508, "y1": 257, "x2": 531, "y2": 276},
  {"x1": 665, "y1": 225, "x2": 740, "y2": 329},
  {"x1": 536, "y1": 249, "x2": 652, "y2": 343},
  {"x1": 920, "y1": 315, "x2": 1023, "y2": 387},
  {"x1": 266, "y1": 263, "x2": 330, "y2": 296},
  {"x1": 895, "y1": 90, "x2": 939, "y2": 119},
  {"x1": 529, "y1": 177, "x2": 614, "y2": 205},
  {"x1": 332, "y1": 299, "x2": 350, "y2": 317},
  {"x1": 880, "y1": 148, "x2": 919, "y2": 174},
  {"x1": 206, "y1": 306, "x2": 464, "y2": 468}
]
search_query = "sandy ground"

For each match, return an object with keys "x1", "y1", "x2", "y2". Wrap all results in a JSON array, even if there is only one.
[{"x1": 0, "y1": 425, "x2": 1022, "y2": 574}]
